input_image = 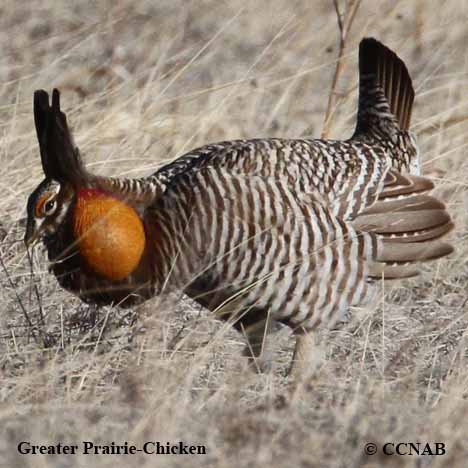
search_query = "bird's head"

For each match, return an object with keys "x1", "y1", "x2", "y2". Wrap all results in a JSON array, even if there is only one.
[{"x1": 25, "y1": 178, "x2": 75, "y2": 247}]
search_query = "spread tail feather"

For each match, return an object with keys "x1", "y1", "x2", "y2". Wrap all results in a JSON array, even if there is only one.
[
  {"x1": 377, "y1": 171, "x2": 433, "y2": 200},
  {"x1": 352, "y1": 173, "x2": 454, "y2": 279},
  {"x1": 353, "y1": 38, "x2": 414, "y2": 139},
  {"x1": 368, "y1": 237, "x2": 454, "y2": 280}
]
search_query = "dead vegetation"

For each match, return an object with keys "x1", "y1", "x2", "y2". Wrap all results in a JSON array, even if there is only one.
[{"x1": 0, "y1": 1, "x2": 467, "y2": 467}]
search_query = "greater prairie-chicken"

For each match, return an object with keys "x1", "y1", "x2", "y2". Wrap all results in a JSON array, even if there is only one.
[{"x1": 25, "y1": 38, "x2": 453, "y2": 374}]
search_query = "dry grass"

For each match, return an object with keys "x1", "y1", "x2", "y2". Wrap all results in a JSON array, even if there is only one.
[{"x1": 0, "y1": 1, "x2": 467, "y2": 467}]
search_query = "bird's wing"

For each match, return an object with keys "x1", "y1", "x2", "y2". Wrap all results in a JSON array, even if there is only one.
[
  {"x1": 154, "y1": 138, "x2": 395, "y2": 223},
  {"x1": 148, "y1": 166, "x2": 380, "y2": 330}
]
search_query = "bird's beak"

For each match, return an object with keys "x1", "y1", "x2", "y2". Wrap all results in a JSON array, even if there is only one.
[{"x1": 24, "y1": 220, "x2": 39, "y2": 248}]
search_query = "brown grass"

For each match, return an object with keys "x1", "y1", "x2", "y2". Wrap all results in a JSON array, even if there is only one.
[{"x1": 0, "y1": 1, "x2": 467, "y2": 467}]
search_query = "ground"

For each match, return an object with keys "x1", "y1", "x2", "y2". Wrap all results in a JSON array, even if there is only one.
[{"x1": 0, "y1": 1, "x2": 467, "y2": 467}]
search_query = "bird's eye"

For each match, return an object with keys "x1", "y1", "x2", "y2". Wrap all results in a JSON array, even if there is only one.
[{"x1": 44, "y1": 199, "x2": 57, "y2": 215}]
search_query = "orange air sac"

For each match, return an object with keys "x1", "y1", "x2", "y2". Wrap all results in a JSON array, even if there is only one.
[{"x1": 73, "y1": 189, "x2": 146, "y2": 281}]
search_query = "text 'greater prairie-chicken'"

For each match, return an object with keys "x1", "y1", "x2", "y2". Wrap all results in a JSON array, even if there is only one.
[{"x1": 25, "y1": 38, "x2": 454, "y2": 374}]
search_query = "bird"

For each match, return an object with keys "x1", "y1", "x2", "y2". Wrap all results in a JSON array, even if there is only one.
[{"x1": 25, "y1": 38, "x2": 454, "y2": 376}]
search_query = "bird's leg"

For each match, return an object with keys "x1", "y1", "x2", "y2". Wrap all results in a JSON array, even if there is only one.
[
  {"x1": 288, "y1": 330, "x2": 317, "y2": 382},
  {"x1": 242, "y1": 313, "x2": 278, "y2": 373}
]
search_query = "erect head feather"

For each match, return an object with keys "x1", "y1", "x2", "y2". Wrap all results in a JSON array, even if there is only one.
[{"x1": 33, "y1": 88, "x2": 87, "y2": 185}]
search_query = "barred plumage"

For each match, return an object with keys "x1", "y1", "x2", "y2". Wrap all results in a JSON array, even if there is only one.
[{"x1": 25, "y1": 38, "x2": 454, "y2": 375}]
